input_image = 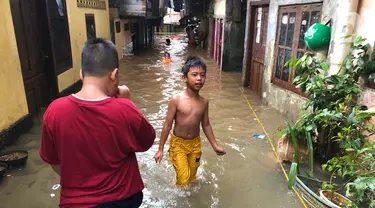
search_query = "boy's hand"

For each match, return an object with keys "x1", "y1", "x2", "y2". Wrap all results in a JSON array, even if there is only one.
[
  {"x1": 213, "y1": 145, "x2": 226, "y2": 156},
  {"x1": 116, "y1": 85, "x2": 131, "y2": 99},
  {"x1": 154, "y1": 150, "x2": 163, "y2": 163}
]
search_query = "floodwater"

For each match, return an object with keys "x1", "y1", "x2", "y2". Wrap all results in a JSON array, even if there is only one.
[{"x1": 0, "y1": 34, "x2": 300, "y2": 208}]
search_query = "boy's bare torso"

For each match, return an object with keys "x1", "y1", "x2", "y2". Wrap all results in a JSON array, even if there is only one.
[{"x1": 172, "y1": 92, "x2": 208, "y2": 140}]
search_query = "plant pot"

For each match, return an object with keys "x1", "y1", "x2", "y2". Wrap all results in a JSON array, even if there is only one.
[
  {"x1": 0, "y1": 162, "x2": 8, "y2": 182},
  {"x1": 319, "y1": 190, "x2": 353, "y2": 208},
  {"x1": 0, "y1": 150, "x2": 28, "y2": 167},
  {"x1": 277, "y1": 135, "x2": 308, "y2": 163}
]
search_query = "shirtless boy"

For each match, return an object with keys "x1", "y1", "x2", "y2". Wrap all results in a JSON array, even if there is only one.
[{"x1": 154, "y1": 56, "x2": 226, "y2": 187}]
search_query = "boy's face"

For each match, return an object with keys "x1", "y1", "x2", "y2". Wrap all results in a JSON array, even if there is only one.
[{"x1": 184, "y1": 66, "x2": 206, "y2": 91}]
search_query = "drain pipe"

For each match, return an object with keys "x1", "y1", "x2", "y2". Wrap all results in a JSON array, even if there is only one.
[{"x1": 323, "y1": 0, "x2": 360, "y2": 75}]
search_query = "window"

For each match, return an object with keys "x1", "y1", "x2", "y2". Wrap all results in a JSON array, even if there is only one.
[
  {"x1": 85, "y1": 14, "x2": 96, "y2": 40},
  {"x1": 115, "y1": 21, "x2": 121, "y2": 33},
  {"x1": 46, "y1": 0, "x2": 72, "y2": 75},
  {"x1": 272, "y1": 3, "x2": 322, "y2": 94},
  {"x1": 110, "y1": 20, "x2": 115, "y2": 44},
  {"x1": 255, "y1": 7, "x2": 262, "y2": 43}
]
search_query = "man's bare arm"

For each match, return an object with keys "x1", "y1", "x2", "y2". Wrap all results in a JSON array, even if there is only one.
[{"x1": 202, "y1": 99, "x2": 226, "y2": 155}]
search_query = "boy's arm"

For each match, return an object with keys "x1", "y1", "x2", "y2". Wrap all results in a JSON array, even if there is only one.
[
  {"x1": 202, "y1": 100, "x2": 226, "y2": 155},
  {"x1": 154, "y1": 97, "x2": 178, "y2": 163},
  {"x1": 158, "y1": 97, "x2": 178, "y2": 151}
]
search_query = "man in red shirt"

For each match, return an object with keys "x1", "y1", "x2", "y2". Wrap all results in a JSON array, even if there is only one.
[{"x1": 39, "y1": 38, "x2": 156, "y2": 208}]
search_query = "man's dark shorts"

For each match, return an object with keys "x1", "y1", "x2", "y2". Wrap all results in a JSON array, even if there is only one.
[{"x1": 96, "y1": 191, "x2": 143, "y2": 208}]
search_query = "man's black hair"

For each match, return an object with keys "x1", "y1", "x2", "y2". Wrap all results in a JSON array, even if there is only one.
[
  {"x1": 182, "y1": 56, "x2": 207, "y2": 76},
  {"x1": 81, "y1": 38, "x2": 119, "y2": 77}
]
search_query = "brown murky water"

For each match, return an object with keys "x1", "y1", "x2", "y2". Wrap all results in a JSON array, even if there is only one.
[{"x1": 0, "y1": 34, "x2": 300, "y2": 208}]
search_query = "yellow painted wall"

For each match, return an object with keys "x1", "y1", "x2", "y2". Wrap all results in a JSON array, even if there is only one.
[
  {"x1": 114, "y1": 18, "x2": 132, "y2": 59},
  {"x1": 0, "y1": 1, "x2": 29, "y2": 131},
  {"x1": 123, "y1": 19, "x2": 132, "y2": 52},
  {"x1": 58, "y1": 0, "x2": 111, "y2": 92}
]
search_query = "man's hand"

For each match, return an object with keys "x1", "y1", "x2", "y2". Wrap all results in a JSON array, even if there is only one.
[
  {"x1": 154, "y1": 150, "x2": 163, "y2": 163},
  {"x1": 116, "y1": 85, "x2": 131, "y2": 99},
  {"x1": 213, "y1": 145, "x2": 226, "y2": 156}
]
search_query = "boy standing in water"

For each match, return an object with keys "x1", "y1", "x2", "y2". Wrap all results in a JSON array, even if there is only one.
[{"x1": 154, "y1": 56, "x2": 226, "y2": 187}]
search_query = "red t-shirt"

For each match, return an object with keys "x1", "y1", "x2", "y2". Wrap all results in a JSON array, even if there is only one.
[{"x1": 39, "y1": 95, "x2": 156, "y2": 208}]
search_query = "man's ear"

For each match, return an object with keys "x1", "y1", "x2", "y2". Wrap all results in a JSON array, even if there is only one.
[
  {"x1": 110, "y1": 68, "x2": 119, "y2": 83},
  {"x1": 80, "y1": 69, "x2": 84, "y2": 80}
]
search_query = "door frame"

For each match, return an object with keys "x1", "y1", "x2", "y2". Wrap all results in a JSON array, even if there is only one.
[
  {"x1": 213, "y1": 18, "x2": 224, "y2": 71},
  {"x1": 10, "y1": 0, "x2": 59, "y2": 113},
  {"x1": 243, "y1": 0, "x2": 270, "y2": 87},
  {"x1": 210, "y1": 19, "x2": 215, "y2": 58}
]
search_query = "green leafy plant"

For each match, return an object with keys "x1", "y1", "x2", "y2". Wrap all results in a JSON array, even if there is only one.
[
  {"x1": 286, "y1": 122, "x2": 300, "y2": 164},
  {"x1": 207, "y1": 1, "x2": 215, "y2": 19},
  {"x1": 281, "y1": 34, "x2": 375, "y2": 207},
  {"x1": 324, "y1": 142, "x2": 375, "y2": 207},
  {"x1": 285, "y1": 35, "x2": 375, "y2": 158},
  {"x1": 306, "y1": 130, "x2": 314, "y2": 176},
  {"x1": 341, "y1": 35, "x2": 375, "y2": 83},
  {"x1": 288, "y1": 162, "x2": 298, "y2": 190}
]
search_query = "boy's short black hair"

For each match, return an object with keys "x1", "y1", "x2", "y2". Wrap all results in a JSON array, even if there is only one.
[
  {"x1": 164, "y1": 52, "x2": 170, "y2": 56},
  {"x1": 182, "y1": 56, "x2": 207, "y2": 76},
  {"x1": 81, "y1": 38, "x2": 119, "y2": 77}
]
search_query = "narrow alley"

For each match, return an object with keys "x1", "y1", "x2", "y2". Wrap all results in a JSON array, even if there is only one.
[
  {"x1": 4, "y1": 0, "x2": 375, "y2": 207},
  {"x1": 0, "y1": 35, "x2": 300, "y2": 207}
]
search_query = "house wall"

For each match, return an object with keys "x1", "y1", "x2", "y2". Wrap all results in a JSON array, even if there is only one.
[
  {"x1": 113, "y1": 18, "x2": 133, "y2": 58},
  {"x1": 349, "y1": 0, "x2": 375, "y2": 108},
  {"x1": 254, "y1": 0, "x2": 368, "y2": 122},
  {"x1": 57, "y1": 0, "x2": 111, "y2": 92},
  {"x1": 353, "y1": 0, "x2": 375, "y2": 141},
  {"x1": 0, "y1": 0, "x2": 29, "y2": 131},
  {"x1": 260, "y1": 0, "x2": 323, "y2": 121}
]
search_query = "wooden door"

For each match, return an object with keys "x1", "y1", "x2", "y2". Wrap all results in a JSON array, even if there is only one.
[
  {"x1": 10, "y1": 0, "x2": 53, "y2": 115},
  {"x1": 249, "y1": 6, "x2": 269, "y2": 95}
]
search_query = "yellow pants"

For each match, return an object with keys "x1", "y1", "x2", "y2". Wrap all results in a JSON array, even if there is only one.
[{"x1": 169, "y1": 133, "x2": 202, "y2": 187}]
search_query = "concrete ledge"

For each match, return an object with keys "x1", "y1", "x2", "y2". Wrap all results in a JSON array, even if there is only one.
[
  {"x1": 59, "y1": 80, "x2": 83, "y2": 97},
  {"x1": 0, "y1": 114, "x2": 33, "y2": 151}
]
